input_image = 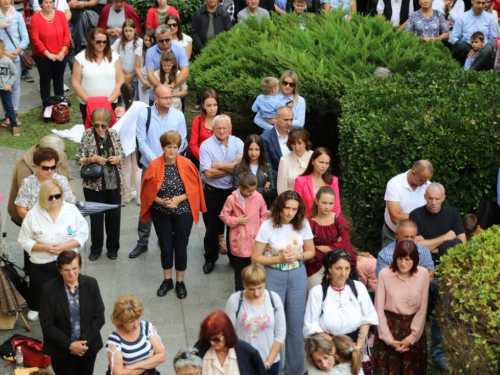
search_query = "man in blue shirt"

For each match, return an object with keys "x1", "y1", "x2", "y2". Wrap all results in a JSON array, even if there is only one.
[
  {"x1": 449, "y1": 0, "x2": 498, "y2": 69},
  {"x1": 129, "y1": 85, "x2": 187, "y2": 260},
  {"x1": 146, "y1": 24, "x2": 189, "y2": 103},
  {"x1": 199, "y1": 115, "x2": 244, "y2": 274}
]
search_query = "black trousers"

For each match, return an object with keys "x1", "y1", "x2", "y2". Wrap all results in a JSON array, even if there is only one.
[
  {"x1": 233, "y1": 256, "x2": 251, "y2": 291},
  {"x1": 151, "y1": 210, "x2": 193, "y2": 270},
  {"x1": 83, "y1": 188, "x2": 121, "y2": 255},
  {"x1": 51, "y1": 354, "x2": 97, "y2": 375},
  {"x1": 202, "y1": 184, "x2": 232, "y2": 264},
  {"x1": 34, "y1": 54, "x2": 67, "y2": 102},
  {"x1": 30, "y1": 261, "x2": 59, "y2": 311}
]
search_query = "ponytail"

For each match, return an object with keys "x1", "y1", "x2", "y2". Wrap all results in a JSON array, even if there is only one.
[{"x1": 332, "y1": 334, "x2": 362, "y2": 375}]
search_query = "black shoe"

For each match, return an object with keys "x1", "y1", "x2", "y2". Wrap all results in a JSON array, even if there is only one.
[
  {"x1": 88, "y1": 253, "x2": 100, "y2": 261},
  {"x1": 107, "y1": 253, "x2": 118, "y2": 260},
  {"x1": 203, "y1": 262, "x2": 214, "y2": 274},
  {"x1": 129, "y1": 245, "x2": 148, "y2": 258},
  {"x1": 175, "y1": 281, "x2": 187, "y2": 299},
  {"x1": 157, "y1": 279, "x2": 173, "y2": 297}
]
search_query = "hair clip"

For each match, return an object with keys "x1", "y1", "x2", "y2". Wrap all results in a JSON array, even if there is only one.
[{"x1": 349, "y1": 347, "x2": 354, "y2": 353}]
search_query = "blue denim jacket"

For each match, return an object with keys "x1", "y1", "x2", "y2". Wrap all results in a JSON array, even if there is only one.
[{"x1": 0, "y1": 11, "x2": 29, "y2": 63}]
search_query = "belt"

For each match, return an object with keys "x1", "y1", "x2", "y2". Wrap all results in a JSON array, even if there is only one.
[{"x1": 205, "y1": 184, "x2": 233, "y2": 193}]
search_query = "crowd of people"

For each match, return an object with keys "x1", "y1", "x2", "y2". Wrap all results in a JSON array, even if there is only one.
[{"x1": 1, "y1": 0, "x2": 496, "y2": 373}]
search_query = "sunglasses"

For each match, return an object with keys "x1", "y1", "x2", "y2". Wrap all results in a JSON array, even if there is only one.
[
  {"x1": 207, "y1": 335, "x2": 224, "y2": 343},
  {"x1": 48, "y1": 193, "x2": 62, "y2": 201},
  {"x1": 94, "y1": 40, "x2": 107, "y2": 45},
  {"x1": 41, "y1": 165, "x2": 57, "y2": 171},
  {"x1": 167, "y1": 23, "x2": 178, "y2": 27},
  {"x1": 157, "y1": 38, "x2": 171, "y2": 44},
  {"x1": 282, "y1": 81, "x2": 296, "y2": 87},
  {"x1": 94, "y1": 123, "x2": 108, "y2": 129},
  {"x1": 177, "y1": 349, "x2": 199, "y2": 361}
]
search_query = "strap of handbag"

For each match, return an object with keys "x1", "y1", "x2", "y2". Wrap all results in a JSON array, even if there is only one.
[{"x1": 4, "y1": 28, "x2": 18, "y2": 50}]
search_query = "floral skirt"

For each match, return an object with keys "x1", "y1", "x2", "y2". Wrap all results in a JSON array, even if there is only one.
[{"x1": 373, "y1": 310, "x2": 427, "y2": 375}]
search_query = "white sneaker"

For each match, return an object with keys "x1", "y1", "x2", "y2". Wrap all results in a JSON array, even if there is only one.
[
  {"x1": 27, "y1": 310, "x2": 39, "y2": 321},
  {"x1": 124, "y1": 196, "x2": 135, "y2": 204},
  {"x1": 136, "y1": 198, "x2": 141, "y2": 206},
  {"x1": 64, "y1": 84, "x2": 70, "y2": 92}
]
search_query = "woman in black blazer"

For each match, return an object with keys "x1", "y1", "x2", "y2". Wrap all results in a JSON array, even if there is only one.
[{"x1": 39, "y1": 251, "x2": 105, "y2": 375}]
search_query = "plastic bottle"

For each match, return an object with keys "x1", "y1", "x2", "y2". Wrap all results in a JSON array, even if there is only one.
[{"x1": 15, "y1": 346, "x2": 24, "y2": 369}]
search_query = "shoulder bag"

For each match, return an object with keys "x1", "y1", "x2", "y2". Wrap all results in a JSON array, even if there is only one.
[{"x1": 4, "y1": 28, "x2": 33, "y2": 70}]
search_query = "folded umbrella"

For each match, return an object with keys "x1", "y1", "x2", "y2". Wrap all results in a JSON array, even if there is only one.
[
  {"x1": 76, "y1": 201, "x2": 125, "y2": 217},
  {"x1": 0, "y1": 269, "x2": 27, "y2": 315}
]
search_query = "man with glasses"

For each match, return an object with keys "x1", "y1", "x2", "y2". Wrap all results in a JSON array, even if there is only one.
[
  {"x1": 97, "y1": 0, "x2": 143, "y2": 45},
  {"x1": 146, "y1": 24, "x2": 189, "y2": 105},
  {"x1": 129, "y1": 85, "x2": 187, "y2": 259}
]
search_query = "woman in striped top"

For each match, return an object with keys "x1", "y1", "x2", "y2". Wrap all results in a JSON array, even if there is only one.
[{"x1": 106, "y1": 295, "x2": 165, "y2": 375}]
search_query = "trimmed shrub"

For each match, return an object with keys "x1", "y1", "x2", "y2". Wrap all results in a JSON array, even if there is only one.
[
  {"x1": 339, "y1": 70, "x2": 500, "y2": 251},
  {"x1": 188, "y1": 11, "x2": 459, "y2": 117},
  {"x1": 436, "y1": 226, "x2": 500, "y2": 373}
]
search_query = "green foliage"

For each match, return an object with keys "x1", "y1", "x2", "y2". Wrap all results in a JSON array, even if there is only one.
[
  {"x1": 128, "y1": 0, "x2": 204, "y2": 32},
  {"x1": 189, "y1": 11, "x2": 458, "y2": 116},
  {"x1": 436, "y1": 226, "x2": 500, "y2": 373},
  {"x1": 339, "y1": 70, "x2": 500, "y2": 251}
]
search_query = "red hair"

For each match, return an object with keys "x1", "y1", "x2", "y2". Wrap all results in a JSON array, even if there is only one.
[
  {"x1": 198, "y1": 311, "x2": 238, "y2": 349},
  {"x1": 389, "y1": 240, "x2": 419, "y2": 275}
]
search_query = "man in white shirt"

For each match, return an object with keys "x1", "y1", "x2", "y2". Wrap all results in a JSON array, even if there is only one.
[
  {"x1": 382, "y1": 160, "x2": 433, "y2": 248},
  {"x1": 377, "y1": 0, "x2": 414, "y2": 27}
]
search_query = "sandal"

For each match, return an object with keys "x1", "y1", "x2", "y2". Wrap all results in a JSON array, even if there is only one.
[
  {"x1": 218, "y1": 235, "x2": 228, "y2": 254},
  {"x1": 1, "y1": 118, "x2": 21, "y2": 127}
]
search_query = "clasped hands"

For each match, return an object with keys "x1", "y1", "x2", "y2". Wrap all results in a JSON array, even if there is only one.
[
  {"x1": 69, "y1": 340, "x2": 88, "y2": 357},
  {"x1": 280, "y1": 249, "x2": 301, "y2": 264},
  {"x1": 158, "y1": 196, "x2": 182, "y2": 209},
  {"x1": 93, "y1": 156, "x2": 120, "y2": 166},
  {"x1": 390, "y1": 339, "x2": 411, "y2": 352}
]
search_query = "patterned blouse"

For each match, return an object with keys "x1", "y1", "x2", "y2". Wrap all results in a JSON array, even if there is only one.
[
  {"x1": 75, "y1": 128, "x2": 125, "y2": 195},
  {"x1": 406, "y1": 9, "x2": 449, "y2": 38},
  {"x1": 152, "y1": 163, "x2": 191, "y2": 215},
  {"x1": 64, "y1": 284, "x2": 81, "y2": 342},
  {"x1": 15, "y1": 173, "x2": 75, "y2": 209}
]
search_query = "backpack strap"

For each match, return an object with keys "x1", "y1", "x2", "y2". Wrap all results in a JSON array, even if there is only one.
[
  {"x1": 146, "y1": 107, "x2": 151, "y2": 133},
  {"x1": 268, "y1": 289, "x2": 277, "y2": 313},
  {"x1": 236, "y1": 290, "x2": 277, "y2": 318},
  {"x1": 347, "y1": 278, "x2": 358, "y2": 299},
  {"x1": 235, "y1": 291, "x2": 244, "y2": 318},
  {"x1": 320, "y1": 278, "x2": 358, "y2": 316}
]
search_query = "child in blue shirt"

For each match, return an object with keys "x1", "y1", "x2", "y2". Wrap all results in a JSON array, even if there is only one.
[
  {"x1": 464, "y1": 32, "x2": 485, "y2": 71},
  {"x1": 252, "y1": 77, "x2": 280, "y2": 120}
]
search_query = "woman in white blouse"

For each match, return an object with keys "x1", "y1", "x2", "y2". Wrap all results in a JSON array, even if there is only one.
[
  {"x1": 72, "y1": 28, "x2": 124, "y2": 124},
  {"x1": 303, "y1": 250, "x2": 378, "y2": 351},
  {"x1": 166, "y1": 15, "x2": 193, "y2": 60},
  {"x1": 277, "y1": 128, "x2": 313, "y2": 195},
  {"x1": 18, "y1": 179, "x2": 88, "y2": 322}
]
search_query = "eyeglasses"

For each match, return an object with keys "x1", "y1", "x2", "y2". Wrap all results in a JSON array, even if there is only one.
[
  {"x1": 167, "y1": 23, "x2": 178, "y2": 27},
  {"x1": 282, "y1": 81, "x2": 296, "y2": 87},
  {"x1": 94, "y1": 40, "x2": 107, "y2": 45},
  {"x1": 157, "y1": 38, "x2": 171, "y2": 44},
  {"x1": 48, "y1": 194, "x2": 62, "y2": 201},
  {"x1": 41, "y1": 165, "x2": 57, "y2": 171},
  {"x1": 207, "y1": 335, "x2": 224, "y2": 343},
  {"x1": 94, "y1": 123, "x2": 108, "y2": 129},
  {"x1": 156, "y1": 96, "x2": 173, "y2": 100}
]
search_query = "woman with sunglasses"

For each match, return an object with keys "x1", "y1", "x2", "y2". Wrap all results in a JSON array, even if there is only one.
[
  {"x1": 19, "y1": 179, "x2": 88, "y2": 323},
  {"x1": 167, "y1": 15, "x2": 193, "y2": 60},
  {"x1": 254, "y1": 70, "x2": 306, "y2": 130},
  {"x1": 75, "y1": 108, "x2": 125, "y2": 261},
  {"x1": 173, "y1": 347, "x2": 203, "y2": 375},
  {"x1": 72, "y1": 28, "x2": 124, "y2": 124},
  {"x1": 195, "y1": 310, "x2": 267, "y2": 375}
]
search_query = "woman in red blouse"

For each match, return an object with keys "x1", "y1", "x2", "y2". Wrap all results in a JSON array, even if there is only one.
[
  {"x1": 305, "y1": 186, "x2": 355, "y2": 291},
  {"x1": 146, "y1": 0, "x2": 180, "y2": 30},
  {"x1": 189, "y1": 89, "x2": 232, "y2": 167},
  {"x1": 30, "y1": 0, "x2": 70, "y2": 105}
]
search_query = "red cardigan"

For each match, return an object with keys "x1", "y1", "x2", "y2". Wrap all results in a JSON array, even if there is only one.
[
  {"x1": 145, "y1": 6, "x2": 180, "y2": 30},
  {"x1": 140, "y1": 154, "x2": 207, "y2": 224},
  {"x1": 97, "y1": 3, "x2": 143, "y2": 37},
  {"x1": 30, "y1": 11, "x2": 70, "y2": 57}
]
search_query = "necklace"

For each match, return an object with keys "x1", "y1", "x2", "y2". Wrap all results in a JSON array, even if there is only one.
[
  {"x1": 330, "y1": 283, "x2": 346, "y2": 292},
  {"x1": 98, "y1": 136, "x2": 106, "y2": 150}
]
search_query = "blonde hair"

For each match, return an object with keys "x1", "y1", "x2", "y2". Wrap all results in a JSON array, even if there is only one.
[
  {"x1": 110, "y1": 295, "x2": 144, "y2": 327},
  {"x1": 332, "y1": 335, "x2": 362, "y2": 375},
  {"x1": 279, "y1": 70, "x2": 299, "y2": 107},
  {"x1": 261, "y1": 77, "x2": 279, "y2": 95},
  {"x1": 241, "y1": 264, "x2": 267, "y2": 287},
  {"x1": 38, "y1": 179, "x2": 63, "y2": 211},
  {"x1": 305, "y1": 335, "x2": 335, "y2": 368}
]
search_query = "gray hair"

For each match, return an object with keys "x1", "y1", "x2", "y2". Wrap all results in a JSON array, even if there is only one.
[
  {"x1": 395, "y1": 219, "x2": 417, "y2": 233},
  {"x1": 426, "y1": 182, "x2": 445, "y2": 195},
  {"x1": 155, "y1": 24, "x2": 172, "y2": 36},
  {"x1": 276, "y1": 105, "x2": 293, "y2": 117},
  {"x1": 173, "y1": 347, "x2": 203, "y2": 371},
  {"x1": 39, "y1": 134, "x2": 65, "y2": 155},
  {"x1": 213, "y1": 114, "x2": 231, "y2": 127}
]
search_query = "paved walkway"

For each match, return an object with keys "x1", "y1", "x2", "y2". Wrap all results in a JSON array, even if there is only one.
[{"x1": 0, "y1": 70, "x2": 235, "y2": 375}]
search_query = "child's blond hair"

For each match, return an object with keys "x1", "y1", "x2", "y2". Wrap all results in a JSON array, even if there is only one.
[{"x1": 261, "y1": 77, "x2": 279, "y2": 95}]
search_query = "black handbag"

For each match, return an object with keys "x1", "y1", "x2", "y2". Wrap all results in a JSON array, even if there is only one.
[{"x1": 80, "y1": 163, "x2": 103, "y2": 180}]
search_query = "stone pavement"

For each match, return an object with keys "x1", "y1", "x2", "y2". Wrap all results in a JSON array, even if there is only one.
[{"x1": 0, "y1": 69, "x2": 235, "y2": 375}]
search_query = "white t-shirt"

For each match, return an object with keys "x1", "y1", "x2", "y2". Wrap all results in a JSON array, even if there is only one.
[
  {"x1": 152, "y1": 69, "x2": 187, "y2": 112},
  {"x1": 384, "y1": 170, "x2": 430, "y2": 231},
  {"x1": 111, "y1": 38, "x2": 143, "y2": 77},
  {"x1": 75, "y1": 51, "x2": 120, "y2": 104},
  {"x1": 171, "y1": 33, "x2": 193, "y2": 48},
  {"x1": 255, "y1": 219, "x2": 314, "y2": 271},
  {"x1": 33, "y1": 0, "x2": 69, "y2": 12}
]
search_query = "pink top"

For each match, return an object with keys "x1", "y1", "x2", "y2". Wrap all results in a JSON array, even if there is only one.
[
  {"x1": 375, "y1": 266, "x2": 429, "y2": 345},
  {"x1": 293, "y1": 174, "x2": 341, "y2": 217},
  {"x1": 356, "y1": 256, "x2": 377, "y2": 292}
]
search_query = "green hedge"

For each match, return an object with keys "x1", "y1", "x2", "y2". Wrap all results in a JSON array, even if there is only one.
[
  {"x1": 339, "y1": 70, "x2": 500, "y2": 251},
  {"x1": 437, "y1": 226, "x2": 500, "y2": 373},
  {"x1": 188, "y1": 11, "x2": 459, "y2": 117}
]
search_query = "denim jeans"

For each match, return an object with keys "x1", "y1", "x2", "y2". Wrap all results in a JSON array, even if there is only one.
[
  {"x1": 430, "y1": 276, "x2": 446, "y2": 362},
  {"x1": 0, "y1": 90, "x2": 17, "y2": 128}
]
